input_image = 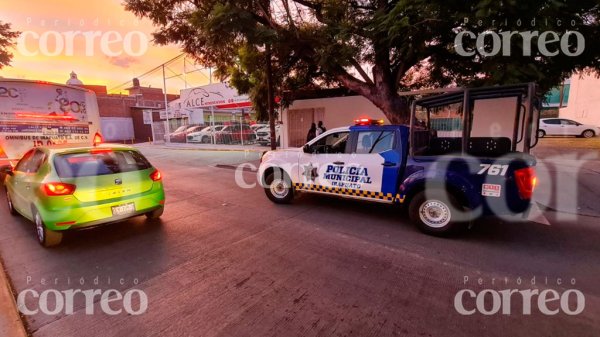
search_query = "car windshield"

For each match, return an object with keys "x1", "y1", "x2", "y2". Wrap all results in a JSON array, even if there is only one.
[
  {"x1": 174, "y1": 126, "x2": 188, "y2": 133},
  {"x1": 54, "y1": 150, "x2": 153, "y2": 178}
]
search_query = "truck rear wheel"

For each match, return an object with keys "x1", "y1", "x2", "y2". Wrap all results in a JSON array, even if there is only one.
[
  {"x1": 264, "y1": 170, "x2": 294, "y2": 204},
  {"x1": 408, "y1": 191, "x2": 464, "y2": 236}
]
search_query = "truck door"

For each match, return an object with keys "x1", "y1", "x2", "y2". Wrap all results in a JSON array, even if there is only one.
[
  {"x1": 347, "y1": 130, "x2": 400, "y2": 201},
  {"x1": 297, "y1": 130, "x2": 351, "y2": 189},
  {"x1": 298, "y1": 129, "x2": 398, "y2": 203}
]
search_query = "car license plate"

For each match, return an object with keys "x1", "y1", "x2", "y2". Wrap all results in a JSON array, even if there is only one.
[{"x1": 111, "y1": 203, "x2": 135, "y2": 216}]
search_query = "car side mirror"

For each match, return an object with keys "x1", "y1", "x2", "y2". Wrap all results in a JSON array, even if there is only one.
[
  {"x1": 0, "y1": 165, "x2": 13, "y2": 176},
  {"x1": 303, "y1": 144, "x2": 311, "y2": 153}
]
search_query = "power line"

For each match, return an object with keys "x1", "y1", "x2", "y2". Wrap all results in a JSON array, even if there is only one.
[{"x1": 108, "y1": 53, "x2": 186, "y2": 92}]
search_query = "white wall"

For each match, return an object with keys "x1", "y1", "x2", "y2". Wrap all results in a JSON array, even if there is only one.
[
  {"x1": 281, "y1": 95, "x2": 389, "y2": 147},
  {"x1": 560, "y1": 73, "x2": 600, "y2": 126},
  {"x1": 100, "y1": 117, "x2": 135, "y2": 141}
]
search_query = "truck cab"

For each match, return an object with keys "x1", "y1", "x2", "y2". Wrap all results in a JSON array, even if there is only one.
[{"x1": 258, "y1": 83, "x2": 540, "y2": 235}]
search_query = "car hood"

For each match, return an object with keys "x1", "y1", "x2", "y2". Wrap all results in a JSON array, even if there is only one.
[{"x1": 188, "y1": 131, "x2": 208, "y2": 137}]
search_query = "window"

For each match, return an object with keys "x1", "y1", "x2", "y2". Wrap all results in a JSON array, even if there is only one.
[
  {"x1": 14, "y1": 150, "x2": 35, "y2": 173},
  {"x1": 543, "y1": 119, "x2": 560, "y2": 125},
  {"x1": 14, "y1": 149, "x2": 45, "y2": 173},
  {"x1": 54, "y1": 150, "x2": 152, "y2": 178},
  {"x1": 356, "y1": 131, "x2": 395, "y2": 154},
  {"x1": 311, "y1": 132, "x2": 349, "y2": 154},
  {"x1": 561, "y1": 119, "x2": 578, "y2": 126},
  {"x1": 28, "y1": 150, "x2": 46, "y2": 173}
]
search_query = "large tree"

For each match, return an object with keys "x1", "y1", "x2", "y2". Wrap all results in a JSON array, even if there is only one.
[
  {"x1": 125, "y1": 0, "x2": 599, "y2": 124},
  {"x1": 0, "y1": 21, "x2": 19, "y2": 69}
]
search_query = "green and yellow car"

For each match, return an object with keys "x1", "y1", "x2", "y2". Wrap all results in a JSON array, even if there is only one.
[{"x1": 2, "y1": 144, "x2": 165, "y2": 247}]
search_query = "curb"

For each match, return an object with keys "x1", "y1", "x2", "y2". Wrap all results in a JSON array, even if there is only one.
[
  {"x1": 0, "y1": 258, "x2": 28, "y2": 337},
  {"x1": 159, "y1": 146, "x2": 266, "y2": 153}
]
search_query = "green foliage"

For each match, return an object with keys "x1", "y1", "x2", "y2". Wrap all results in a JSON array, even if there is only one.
[
  {"x1": 0, "y1": 21, "x2": 20, "y2": 69},
  {"x1": 125, "y1": 0, "x2": 600, "y2": 121}
]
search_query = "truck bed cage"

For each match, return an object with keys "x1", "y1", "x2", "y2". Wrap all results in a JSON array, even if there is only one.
[{"x1": 410, "y1": 83, "x2": 539, "y2": 156}]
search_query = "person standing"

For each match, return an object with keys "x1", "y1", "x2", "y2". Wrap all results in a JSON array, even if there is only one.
[
  {"x1": 306, "y1": 123, "x2": 317, "y2": 142},
  {"x1": 316, "y1": 121, "x2": 326, "y2": 136}
]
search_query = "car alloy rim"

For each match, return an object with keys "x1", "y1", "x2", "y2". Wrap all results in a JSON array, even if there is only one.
[
  {"x1": 35, "y1": 213, "x2": 44, "y2": 243},
  {"x1": 538, "y1": 130, "x2": 544, "y2": 137},
  {"x1": 583, "y1": 131, "x2": 593, "y2": 138},
  {"x1": 419, "y1": 199, "x2": 451, "y2": 228},
  {"x1": 270, "y1": 178, "x2": 289, "y2": 198}
]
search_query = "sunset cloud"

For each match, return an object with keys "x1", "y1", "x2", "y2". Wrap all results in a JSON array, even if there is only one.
[{"x1": 0, "y1": 0, "x2": 210, "y2": 93}]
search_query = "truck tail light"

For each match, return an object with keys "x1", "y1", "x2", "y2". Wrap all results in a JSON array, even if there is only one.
[
  {"x1": 150, "y1": 169, "x2": 162, "y2": 181},
  {"x1": 43, "y1": 182, "x2": 76, "y2": 196},
  {"x1": 514, "y1": 167, "x2": 537, "y2": 200}
]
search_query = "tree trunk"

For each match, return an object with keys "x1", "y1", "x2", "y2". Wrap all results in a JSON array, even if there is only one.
[
  {"x1": 374, "y1": 95, "x2": 411, "y2": 125},
  {"x1": 334, "y1": 67, "x2": 412, "y2": 126}
]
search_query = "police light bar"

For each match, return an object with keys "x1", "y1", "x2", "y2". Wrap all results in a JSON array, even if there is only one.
[{"x1": 354, "y1": 118, "x2": 384, "y2": 126}]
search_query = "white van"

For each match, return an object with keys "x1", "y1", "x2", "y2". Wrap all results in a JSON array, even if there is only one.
[{"x1": 0, "y1": 79, "x2": 101, "y2": 166}]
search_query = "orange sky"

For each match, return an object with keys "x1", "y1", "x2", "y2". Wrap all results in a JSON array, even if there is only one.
[{"x1": 0, "y1": 0, "x2": 211, "y2": 94}]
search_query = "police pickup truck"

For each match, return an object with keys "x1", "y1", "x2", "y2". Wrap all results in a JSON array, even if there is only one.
[{"x1": 258, "y1": 84, "x2": 540, "y2": 235}]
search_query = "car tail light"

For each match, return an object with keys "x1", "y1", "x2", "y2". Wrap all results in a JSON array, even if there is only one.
[
  {"x1": 43, "y1": 183, "x2": 76, "y2": 196},
  {"x1": 514, "y1": 167, "x2": 537, "y2": 200},
  {"x1": 93, "y1": 132, "x2": 104, "y2": 146},
  {"x1": 150, "y1": 169, "x2": 162, "y2": 181}
]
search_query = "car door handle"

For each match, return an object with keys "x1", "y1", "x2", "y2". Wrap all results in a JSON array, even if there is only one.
[
  {"x1": 382, "y1": 161, "x2": 396, "y2": 167},
  {"x1": 333, "y1": 161, "x2": 345, "y2": 165}
]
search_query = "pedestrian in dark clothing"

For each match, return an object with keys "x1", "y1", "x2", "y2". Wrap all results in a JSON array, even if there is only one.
[
  {"x1": 306, "y1": 123, "x2": 317, "y2": 142},
  {"x1": 316, "y1": 121, "x2": 326, "y2": 136}
]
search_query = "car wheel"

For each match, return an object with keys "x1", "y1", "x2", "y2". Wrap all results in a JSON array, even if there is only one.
[
  {"x1": 537, "y1": 130, "x2": 545, "y2": 138},
  {"x1": 582, "y1": 130, "x2": 595, "y2": 138},
  {"x1": 6, "y1": 189, "x2": 17, "y2": 216},
  {"x1": 408, "y1": 191, "x2": 465, "y2": 236},
  {"x1": 264, "y1": 170, "x2": 294, "y2": 204},
  {"x1": 34, "y1": 210, "x2": 62, "y2": 247},
  {"x1": 201, "y1": 136, "x2": 209, "y2": 143},
  {"x1": 145, "y1": 207, "x2": 164, "y2": 220}
]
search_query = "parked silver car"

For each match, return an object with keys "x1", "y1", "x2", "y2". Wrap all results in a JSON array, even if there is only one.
[{"x1": 538, "y1": 118, "x2": 599, "y2": 138}]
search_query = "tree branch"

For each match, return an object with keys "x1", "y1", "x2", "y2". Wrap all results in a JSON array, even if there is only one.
[{"x1": 348, "y1": 58, "x2": 373, "y2": 85}]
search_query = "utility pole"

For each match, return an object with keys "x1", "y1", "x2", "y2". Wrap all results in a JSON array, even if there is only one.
[
  {"x1": 266, "y1": 44, "x2": 276, "y2": 150},
  {"x1": 163, "y1": 64, "x2": 170, "y2": 144}
]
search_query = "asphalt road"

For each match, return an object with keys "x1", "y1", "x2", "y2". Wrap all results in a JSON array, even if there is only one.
[{"x1": 0, "y1": 146, "x2": 599, "y2": 337}]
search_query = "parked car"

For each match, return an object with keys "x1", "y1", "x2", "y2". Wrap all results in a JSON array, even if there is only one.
[
  {"x1": 187, "y1": 125, "x2": 225, "y2": 143},
  {"x1": 251, "y1": 123, "x2": 268, "y2": 132},
  {"x1": 256, "y1": 124, "x2": 282, "y2": 146},
  {"x1": 3, "y1": 144, "x2": 165, "y2": 247},
  {"x1": 538, "y1": 118, "x2": 599, "y2": 138},
  {"x1": 168, "y1": 125, "x2": 205, "y2": 143},
  {"x1": 214, "y1": 124, "x2": 257, "y2": 144}
]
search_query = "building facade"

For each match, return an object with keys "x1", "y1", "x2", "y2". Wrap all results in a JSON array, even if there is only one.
[
  {"x1": 559, "y1": 73, "x2": 600, "y2": 126},
  {"x1": 68, "y1": 72, "x2": 179, "y2": 142}
]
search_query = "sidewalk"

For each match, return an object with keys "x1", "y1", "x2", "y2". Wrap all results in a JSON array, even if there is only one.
[
  {"x1": 135, "y1": 142, "x2": 272, "y2": 153},
  {"x1": 0, "y1": 258, "x2": 27, "y2": 337}
]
